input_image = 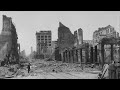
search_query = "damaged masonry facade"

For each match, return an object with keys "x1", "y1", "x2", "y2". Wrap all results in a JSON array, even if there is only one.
[
  {"x1": 0, "y1": 15, "x2": 19, "y2": 65},
  {"x1": 0, "y1": 14, "x2": 120, "y2": 79}
]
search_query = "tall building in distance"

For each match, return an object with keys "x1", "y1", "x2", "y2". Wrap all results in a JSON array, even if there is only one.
[{"x1": 36, "y1": 31, "x2": 52, "y2": 55}]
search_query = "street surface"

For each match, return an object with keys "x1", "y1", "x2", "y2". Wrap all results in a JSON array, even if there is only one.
[{"x1": 11, "y1": 60, "x2": 100, "y2": 79}]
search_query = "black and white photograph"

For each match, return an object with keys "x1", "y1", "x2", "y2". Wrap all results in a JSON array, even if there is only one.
[{"x1": 0, "y1": 11, "x2": 120, "y2": 79}]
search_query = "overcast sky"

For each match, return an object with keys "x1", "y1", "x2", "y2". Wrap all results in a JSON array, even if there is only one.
[{"x1": 0, "y1": 11, "x2": 120, "y2": 55}]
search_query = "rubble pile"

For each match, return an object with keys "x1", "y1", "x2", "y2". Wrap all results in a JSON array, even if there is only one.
[
  {"x1": 0, "y1": 60, "x2": 101, "y2": 79},
  {"x1": 31, "y1": 60, "x2": 100, "y2": 74},
  {"x1": 15, "y1": 69, "x2": 28, "y2": 77},
  {"x1": 0, "y1": 65, "x2": 18, "y2": 78}
]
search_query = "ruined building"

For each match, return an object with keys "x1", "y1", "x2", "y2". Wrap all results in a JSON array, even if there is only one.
[
  {"x1": 74, "y1": 30, "x2": 78, "y2": 47},
  {"x1": 57, "y1": 22, "x2": 75, "y2": 52},
  {"x1": 0, "y1": 15, "x2": 19, "y2": 65},
  {"x1": 78, "y1": 28, "x2": 83, "y2": 45},
  {"x1": 73, "y1": 28, "x2": 83, "y2": 48},
  {"x1": 93, "y1": 25, "x2": 119, "y2": 46},
  {"x1": 36, "y1": 30, "x2": 52, "y2": 58},
  {"x1": 57, "y1": 22, "x2": 84, "y2": 52}
]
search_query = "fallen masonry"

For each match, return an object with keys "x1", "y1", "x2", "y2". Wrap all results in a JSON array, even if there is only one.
[
  {"x1": 0, "y1": 15, "x2": 20, "y2": 78},
  {"x1": 9, "y1": 59, "x2": 101, "y2": 79}
]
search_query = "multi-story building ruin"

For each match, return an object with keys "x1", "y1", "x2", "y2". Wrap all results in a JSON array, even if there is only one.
[
  {"x1": 0, "y1": 15, "x2": 19, "y2": 65},
  {"x1": 93, "y1": 25, "x2": 120, "y2": 63},
  {"x1": 93, "y1": 25, "x2": 119, "y2": 46},
  {"x1": 51, "y1": 41, "x2": 58, "y2": 53},
  {"x1": 57, "y1": 22, "x2": 75, "y2": 52},
  {"x1": 83, "y1": 40, "x2": 94, "y2": 46},
  {"x1": 36, "y1": 30, "x2": 52, "y2": 58},
  {"x1": 74, "y1": 28, "x2": 83, "y2": 47}
]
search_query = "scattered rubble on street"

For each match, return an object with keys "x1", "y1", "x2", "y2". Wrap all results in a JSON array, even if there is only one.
[{"x1": 2, "y1": 59, "x2": 100, "y2": 79}]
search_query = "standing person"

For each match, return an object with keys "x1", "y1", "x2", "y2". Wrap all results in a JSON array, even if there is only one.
[
  {"x1": 108, "y1": 61, "x2": 116, "y2": 79},
  {"x1": 28, "y1": 63, "x2": 31, "y2": 73}
]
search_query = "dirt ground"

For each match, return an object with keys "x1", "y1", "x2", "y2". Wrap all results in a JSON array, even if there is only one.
[{"x1": 10, "y1": 60, "x2": 101, "y2": 79}]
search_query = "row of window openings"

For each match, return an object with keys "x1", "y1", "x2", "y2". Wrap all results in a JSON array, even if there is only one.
[
  {"x1": 38, "y1": 38, "x2": 51, "y2": 40},
  {"x1": 96, "y1": 33, "x2": 116, "y2": 39},
  {"x1": 38, "y1": 44, "x2": 51, "y2": 46},
  {"x1": 37, "y1": 36, "x2": 51, "y2": 38},
  {"x1": 37, "y1": 41, "x2": 51, "y2": 43},
  {"x1": 37, "y1": 42, "x2": 51, "y2": 44},
  {"x1": 95, "y1": 29, "x2": 114, "y2": 36},
  {"x1": 38, "y1": 39, "x2": 51, "y2": 41},
  {"x1": 95, "y1": 36, "x2": 115, "y2": 42},
  {"x1": 95, "y1": 32, "x2": 115, "y2": 38}
]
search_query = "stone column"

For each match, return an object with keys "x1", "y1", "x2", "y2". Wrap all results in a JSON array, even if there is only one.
[
  {"x1": 101, "y1": 44, "x2": 104, "y2": 67},
  {"x1": 64, "y1": 50, "x2": 67, "y2": 63},
  {"x1": 64, "y1": 51, "x2": 66, "y2": 63},
  {"x1": 60, "y1": 52, "x2": 63, "y2": 62},
  {"x1": 69, "y1": 50, "x2": 72, "y2": 63},
  {"x1": 55, "y1": 47, "x2": 59, "y2": 61},
  {"x1": 111, "y1": 44, "x2": 114, "y2": 62},
  {"x1": 90, "y1": 47, "x2": 93, "y2": 64},
  {"x1": 76, "y1": 49, "x2": 78, "y2": 63},
  {"x1": 63, "y1": 51, "x2": 65, "y2": 63},
  {"x1": 68, "y1": 50, "x2": 70, "y2": 63},
  {"x1": 95, "y1": 45, "x2": 98, "y2": 64},
  {"x1": 68, "y1": 50, "x2": 71, "y2": 63},
  {"x1": 66, "y1": 50, "x2": 68, "y2": 63},
  {"x1": 85, "y1": 47, "x2": 89, "y2": 64},
  {"x1": 59, "y1": 53, "x2": 62, "y2": 61},
  {"x1": 73, "y1": 49, "x2": 76, "y2": 63},
  {"x1": 80, "y1": 48, "x2": 82, "y2": 64},
  {"x1": 71, "y1": 49, "x2": 74, "y2": 63}
]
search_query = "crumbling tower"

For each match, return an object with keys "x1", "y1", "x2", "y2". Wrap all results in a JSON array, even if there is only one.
[
  {"x1": 78, "y1": 28, "x2": 83, "y2": 45},
  {"x1": 0, "y1": 15, "x2": 19, "y2": 65},
  {"x1": 74, "y1": 30, "x2": 79, "y2": 47}
]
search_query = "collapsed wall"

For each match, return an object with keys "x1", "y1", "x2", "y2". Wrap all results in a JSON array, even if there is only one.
[
  {"x1": 0, "y1": 15, "x2": 19, "y2": 65},
  {"x1": 57, "y1": 22, "x2": 75, "y2": 52}
]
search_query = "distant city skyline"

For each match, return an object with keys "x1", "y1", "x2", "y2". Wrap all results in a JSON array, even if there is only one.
[{"x1": 0, "y1": 11, "x2": 120, "y2": 55}]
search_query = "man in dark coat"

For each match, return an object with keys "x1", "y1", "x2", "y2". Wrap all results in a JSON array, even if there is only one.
[{"x1": 27, "y1": 63, "x2": 31, "y2": 73}]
